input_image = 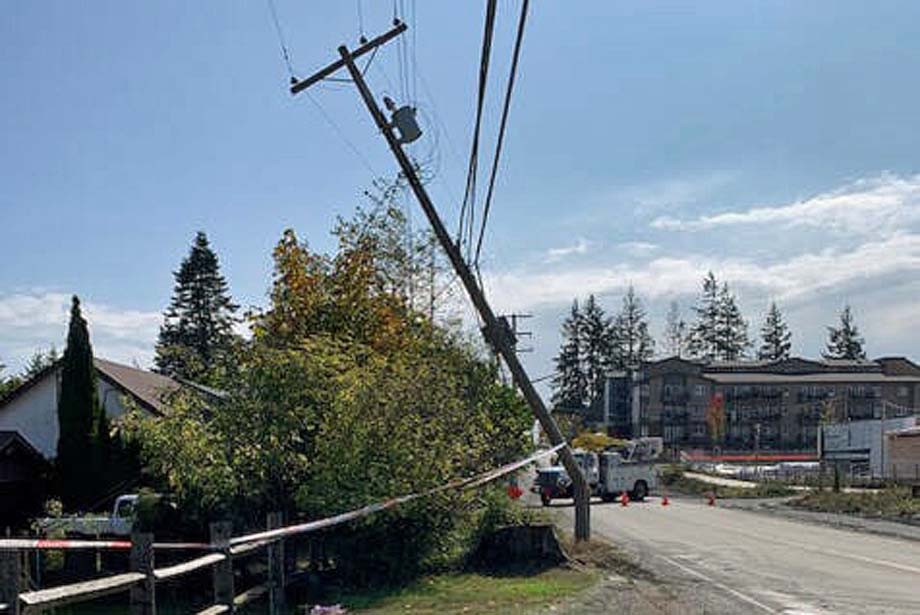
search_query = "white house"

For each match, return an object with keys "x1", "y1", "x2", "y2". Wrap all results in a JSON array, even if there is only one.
[{"x1": 0, "y1": 358, "x2": 181, "y2": 460}]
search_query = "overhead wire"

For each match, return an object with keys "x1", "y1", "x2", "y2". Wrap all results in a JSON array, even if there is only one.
[
  {"x1": 305, "y1": 92, "x2": 380, "y2": 177},
  {"x1": 263, "y1": 0, "x2": 381, "y2": 177},
  {"x1": 411, "y1": 0, "x2": 419, "y2": 104},
  {"x1": 458, "y1": 0, "x2": 499, "y2": 257},
  {"x1": 474, "y1": 0, "x2": 530, "y2": 269},
  {"x1": 356, "y1": 0, "x2": 365, "y2": 41},
  {"x1": 266, "y1": 0, "x2": 297, "y2": 82}
]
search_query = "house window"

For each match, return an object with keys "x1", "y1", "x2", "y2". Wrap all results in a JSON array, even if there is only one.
[
  {"x1": 898, "y1": 386, "x2": 910, "y2": 398},
  {"x1": 694, "y1": 384, "x2": 706, "y2": 397}
]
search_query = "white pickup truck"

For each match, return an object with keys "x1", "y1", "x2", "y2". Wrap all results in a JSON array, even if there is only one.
[
  {"x1": 37, "y1": 494, "x2": 139, "y2": 537},
  {"x1": 533, "y1": 438, "x2": 662, "y2": 505}
]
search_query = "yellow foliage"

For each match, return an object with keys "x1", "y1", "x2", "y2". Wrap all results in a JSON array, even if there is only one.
[{"x1": 571, "y1": 432, "x2": 629, "y2": 452}]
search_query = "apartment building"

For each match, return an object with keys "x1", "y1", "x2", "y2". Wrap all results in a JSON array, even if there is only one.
[{"x1": 606, "y1": 356, "x2": 920, "y2": 451}]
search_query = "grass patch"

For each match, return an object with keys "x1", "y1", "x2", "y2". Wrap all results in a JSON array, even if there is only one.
[
  {"x1": 790, "y1": 487, "x2": 920, "y2": 518},
  {"x1": 329, "y1": 568, "x2": 598, "y2": 614},
  {"x1": 660, "y1": 465, "x2": 794, "y2": 499},
  {"x1": 308, "y1": 535, "x2": 637, "y2": 614}
]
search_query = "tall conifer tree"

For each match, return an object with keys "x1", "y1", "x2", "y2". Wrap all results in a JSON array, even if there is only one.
[
  {"x1": 715, "y1": 282, "x2": 750, "y2": 361},
  {"x1": 758, "y1": 302, "x2": 792, "y2": 361},
  {"x1": 551, "y1": 300, "x2": 588, "y2": 410},
  {"x1": 688, "y1": 271, "x2": 721, "y2": 360},
  {"x1": 580, "y1": 294, "x2": 614, "y2": 408},
  {"x1": 57, "y1": 296, "x2": 104, "y2": 511},
  {"x1": 663, "y1": 300, "x2": 688, "y2": 358},
  {"x1": 824, "y1": 304, "x2": 866, "y2": 360},
  {"x1": 155, "y1": 232, "x2": 238, "y2": 384},
  {"x1": 611, "y1": 286, "x2": 655, "y2": 369}
]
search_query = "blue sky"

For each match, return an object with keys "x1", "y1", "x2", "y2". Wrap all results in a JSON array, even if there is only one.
[{"x1": 3, "y1": 1, "x2": 920, "y2": 388}]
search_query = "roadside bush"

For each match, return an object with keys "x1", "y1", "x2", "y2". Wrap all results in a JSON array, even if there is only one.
[
  {"x1": 123, "y1": 219, "x2": 534, "y2": 587},
  {"x1": 791, "y1": 488, "x2": 920, "y2": 518}
]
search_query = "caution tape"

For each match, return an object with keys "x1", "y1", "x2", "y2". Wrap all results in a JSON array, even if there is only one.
[
  {"x1": 229, "y1": 443, "x2": 566, "y2": 547},
  {"x1": 0, "y1": 444, "x2": 566, "y2": 552},
  {"x1": 0, "y1": 539, "x2": 212, "y2": 551}
]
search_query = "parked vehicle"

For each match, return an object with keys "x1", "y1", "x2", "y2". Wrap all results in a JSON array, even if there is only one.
[
  {"x1": 37, "y1": 493, "x2": 175, "y2": 537},
  {"x1": 596, "y1": 450, "x2": 658, "y2": 502},
  {"x1": 533, "y1": 438, "x2": 663, "y2": 505}
]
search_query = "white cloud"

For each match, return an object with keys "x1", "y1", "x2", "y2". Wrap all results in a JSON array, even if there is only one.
[
  {"x1": 544, "y1": 237, "x2": 592, "y2": 263},
  {"x1": 651, "y1": 173, "x2": 920, "y2": 235},
  {"x1": 618, "y1": 241, "x2": 659, "y2": 257},
  {"x1": 0, "y1": 292, "x2": 160, "y2": 374},
  {"x1": 484, "y1": 232, "x2": 920, "y2": 312},
  {"x1": 611, "y1": 171, "x2": 735, "y2": 213}
]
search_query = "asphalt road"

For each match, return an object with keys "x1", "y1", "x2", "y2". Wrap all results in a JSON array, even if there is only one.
[{"x1": 556, "y1": 496, "x2": 920, "y2": 614}]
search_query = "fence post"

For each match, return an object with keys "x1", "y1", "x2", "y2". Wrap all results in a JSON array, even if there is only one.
[
  {"x1": 130, "y1": 532, "x2": 156, "y2": 615},
  {"x1": 0, "y1": 548, "x2": 21, "y2": 615},
  {"x1": 211, "y1": 521, "x2": 235, "y2": 610},
  {"x1": 267, "y1": 512, "x2": 286, "y2": 615}
]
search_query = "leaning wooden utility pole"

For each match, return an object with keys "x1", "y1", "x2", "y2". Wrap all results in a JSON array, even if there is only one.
[{"x1": 290, "y1": 23, "x2": 590, "y2": 541}]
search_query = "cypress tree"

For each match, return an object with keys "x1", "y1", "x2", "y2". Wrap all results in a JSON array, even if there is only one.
[
  {"x1": 758, "y1": 302, "x2": 792, "y2": 361},
  {"x1": 57, "y1": 296, "x2": 104, "y2": 511},
  {"x1": 155, "y1": 231, "x2": 238, "y2": 384},
  {"x1": 551, "y1": 300, "x2": 588, "y2": 410},
  {"x1": 824, "y1": 305, "x2": 866, "y2": 360},
  {"x1": 611, "y1": 286, "x2": 655, "y2": 369}
]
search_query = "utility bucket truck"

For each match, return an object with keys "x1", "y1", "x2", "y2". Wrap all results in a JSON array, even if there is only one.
[{"x1": 533, "y1": 437, "x2": 663, "y2": 506}]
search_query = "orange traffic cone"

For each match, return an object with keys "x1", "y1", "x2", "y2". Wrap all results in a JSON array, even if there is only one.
[{"x1": 620, "y1": 491, "x2": 630, "y2": 507}]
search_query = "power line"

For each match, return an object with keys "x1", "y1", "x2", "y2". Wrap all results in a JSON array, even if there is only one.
[
  {"x1": 305, "y1": 91, "x2": 380, "y2": 177},
  {"x1": 266, "y1": 0, "x2": 297, "y2": 82},
  {"x1": 356, "y1": 0, "x2": 366, "y2": 41},
  {"x1": 458, "y1": 0, "x2": 498, "y2": 255},
  {"x1": 474, "y1": 0, "x2": 530, "y2": 268},
  {"x1": 263, "y1": 0, "x2": 381, "y2": 177},
  {"x1": 410, "y1": 0, "x2": 419, "y2": 104}
]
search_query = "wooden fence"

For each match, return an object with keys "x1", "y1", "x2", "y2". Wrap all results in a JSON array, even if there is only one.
[
  {"x1": 0, "y1": 445, "x2": 564, "y2": 613},
  {"x1": 0, "y1": 512, "x2": 288, "y2": 615}
]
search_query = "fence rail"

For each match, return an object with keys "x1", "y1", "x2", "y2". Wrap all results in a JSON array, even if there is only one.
[{"x1": 0, "y1": 445, "x2": 563, "y2": 614}]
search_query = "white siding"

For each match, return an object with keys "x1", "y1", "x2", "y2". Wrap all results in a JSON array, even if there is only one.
[
  {"x1": 0, "y1": 370, "x2": 138, "y2": 460},
  {"x1": 99, "y1": 379, "x2": 132, "y2": 420},
  {"x1": 0, "y1": 374, "x2": 60, "y2": 459}
]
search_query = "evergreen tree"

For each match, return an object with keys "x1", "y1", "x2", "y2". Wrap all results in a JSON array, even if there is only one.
[
  {"x1": 551, "y1": 300, "x2": 588, "y2": 410},
  {"x1": 758, "y1": 302, "x2": 792, "y2": 361},
  {"x1": 688, "y1": 271, "x2": 721, "y2": 360},
  {"x1": 714, "y1": 282, "x2": 750, "y2": 361},
  {"x1": 0, "y1": 361, "x2": 21, "y2": 398},
  {"x1": 155, "y1": 232, "x2": 239, "y2": 384},
  {"x1": 22, "y1": 346, "x2": 59, "y2": 380},
  {"x1": 57, "y1": 296, "x2": 106, "y2": 511},
  {"x1": 663, "y1": 300, "x2": 688, "y2": 358},
  {"x1": 580, "y1": 294, "x2": 614, "y2": 408},
  {"x1": 611, "y1": 286, "x2": 655, "y2": 369},
  {"x1": 824, "y1": 304, "x2": 866, "y2": 360}
]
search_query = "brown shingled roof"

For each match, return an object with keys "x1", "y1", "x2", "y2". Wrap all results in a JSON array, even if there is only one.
[
  {"x1": 93, "y1": 358, "x2": 181, "y2": 414},
  {"x1": 1, "y1": 358, "x2": 190, "y2": 416}
]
